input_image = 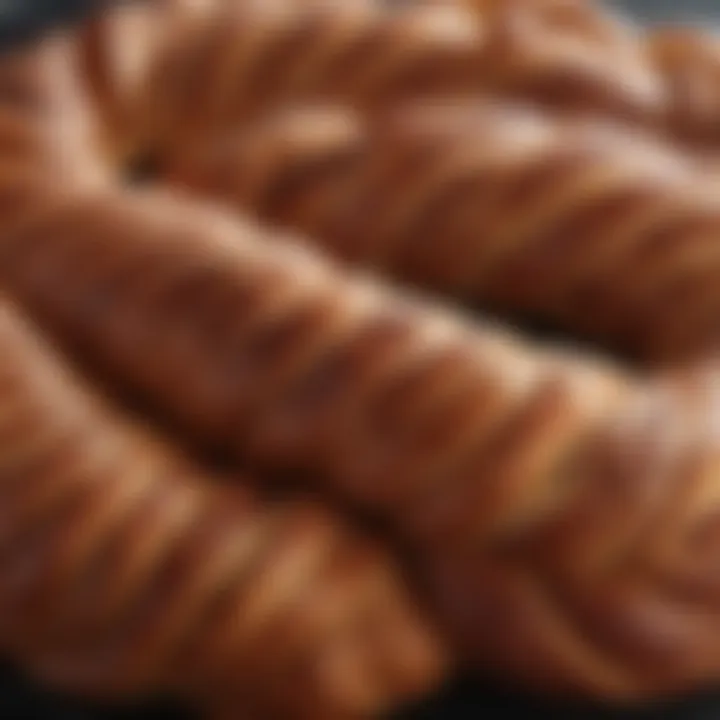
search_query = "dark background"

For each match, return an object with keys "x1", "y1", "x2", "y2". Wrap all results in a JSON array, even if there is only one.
[
  {"x1": 614, "y1": 0, "x2": 719, "y2": 25},
  {"x1": 2, "y1": 0, "x2": 720, "y2": 717}
]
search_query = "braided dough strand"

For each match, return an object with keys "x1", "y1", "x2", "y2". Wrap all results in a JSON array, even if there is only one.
[
  {"x1": 0, "y1": 27, "x2": 449, "y2": 717},
  {"x1": 0, "y1": 185, "x2": 626, "y2": 530},
  {"x1": 165, "y1": 99, "x2": 720, "y2": 362},
  {"x1": 78, "y1": 0, "x2": 667, "y2": 167},
  {"x1": 79, "y1": 0, "x2": 720, "y2": 167},
  {"x1": 436, "y1": 0, "x2": 720, "y2": 149},
  {"x1": 0, "y1": 295, "x2": 444, "y2": 719},
  {"x1": 0, "y1": 30, "x2": 108, "y2": 213}
]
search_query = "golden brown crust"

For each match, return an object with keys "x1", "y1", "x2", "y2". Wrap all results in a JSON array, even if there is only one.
[
  {"x1": 9, "y1": 0, "x2": 720, "y2": 704},
  {"x1": 76, "y1": 0, "x2": 720, "y2": 168},
  {"x1": 3, "y1": 55, "x2": 720, "y2": 702},
  {"x1": 9, "y1": 181, "x2": 720, "y2": 698},
  {"x1": 0, "y1": 184, "x2": 626, "y2": 522},
  {"x1": 76, "y1": 0, "x2": 668, "y2": 168},
  {"x1": 74, "y1": 0, "x2": 720, "y2": 365},
  {"x1": 0, "y1": 30, "x2": 447, "y2": 718},
  {"x1": 0, "y1": 31, "x2": 107, "y2": 203},
  {"x1": 424, "y1": 362, "x2": 720, "y2": 696},
  {"x1": 3, "y1": 180, "x2": 711, "y2": 697},
  {"x1": 0, "y1": 295, "x2": 445, "y2": 718},
  {"x1": 436, "y1": 0, "x2": 720, "y2": 148},
  {"x1": 644, "y1": 27, "x2": 720, "y2": 146},
  {"x1": 164, "y1": 99, "x2": 720, "y2": 362}
]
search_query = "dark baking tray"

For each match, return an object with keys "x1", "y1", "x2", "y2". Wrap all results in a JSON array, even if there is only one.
[{"x1": 2, "y1": 0, "x2": 720, "y2": 717}]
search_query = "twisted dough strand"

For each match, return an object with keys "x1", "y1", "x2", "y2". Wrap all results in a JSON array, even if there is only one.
[
  {"x1": 79, "y1": 0, "x2": 720, "y2": 165},
  {"x1": 0, "y1": 31, "x2": 107, "y2": 206},
  {"x1": 0, "y1": 295, "x2": 444, "y2": 720},
  {"x1": 0, "y1": 185, "x2": 628, "y2": 535},
  {"x1": 79, "y1": 0, "x2": 666, "y2": 167},
  {"x1": 648, "y1": 27, "x2": 720, "y2": 147},
  {"x1": 433, "y1": 0, "x2": 720, "y2": 149},
  {"x1": 0, "y1": 27, "x2": 448, "y2": 718},
  {"x1": 9, "y1": 184, "x2": 720, "y2": 696},
  {"x1": 166, "y1": 100, "x2": 720, "y2": 363}
]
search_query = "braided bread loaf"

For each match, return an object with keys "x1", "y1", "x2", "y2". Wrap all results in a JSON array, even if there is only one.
[
  {"x1": 0, "y1": 293, "x2": 445, "y2": 719},
  {"x1": 10, "y1": 0, "x2": 720, "y2": 704},
  {"x1": 164, "y1": 99, "x2": 720, "y2": 363},
  {"x1": 8, "y1": 181, "x2": 720, "y2": 697}
]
